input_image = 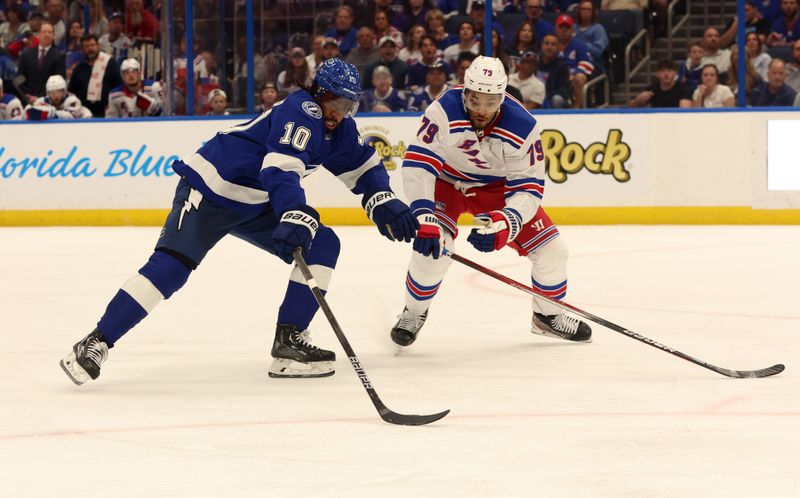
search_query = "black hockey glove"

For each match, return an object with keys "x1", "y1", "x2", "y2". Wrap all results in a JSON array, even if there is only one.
[
  {"x1": 273, "y1": 205, "x2": 319, "y2": 264},
  {"x1": 363, "y1": 191, "x2": 419, "y2": 242}
]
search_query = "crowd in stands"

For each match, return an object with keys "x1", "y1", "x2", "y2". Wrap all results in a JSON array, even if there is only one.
[{"x1": 2, "y1": 0, "x2": 800, "y2": 122}]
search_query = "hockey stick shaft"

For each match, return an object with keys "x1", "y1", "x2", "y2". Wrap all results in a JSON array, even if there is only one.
[
  {"x1": 292, "y1": 248, "x2": 449, "y2": 425},
  {"x1": 447, "y1": 251, "x2": 784, "y2": 379}
]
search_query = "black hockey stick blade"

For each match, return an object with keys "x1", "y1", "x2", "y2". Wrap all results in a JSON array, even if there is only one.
[
  {"x1": 708, "y1": 363, "x2": 785, "y2": 379},
  {"x1": 378, "y1": 406, "x2": 451, "y2": 426}
]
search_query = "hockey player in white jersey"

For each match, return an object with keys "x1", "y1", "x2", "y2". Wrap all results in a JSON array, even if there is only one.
[
  {"x1": 60, "y1": 59, "x2": 418, "y2": 386},
  {"x1": 25, "y1": 75, "x2": 92, "y2": 120},
  {"x1": 105, "y1": 58, "x2": 162, "y2": 117},
  {"x1": 391, "y1": 55, "x2": 592, "y2": 346},
  {"x1": 0, "y1": 79, "x2": 24, "y2": 120}
]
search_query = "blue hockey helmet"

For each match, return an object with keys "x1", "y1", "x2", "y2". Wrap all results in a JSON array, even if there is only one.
[{"x1": 313, "y1": 58, "x2": 362, "y2": 116}]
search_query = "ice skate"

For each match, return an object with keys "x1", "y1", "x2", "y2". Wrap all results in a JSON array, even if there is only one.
[
  {"x1": 531, "y1": 312, "x2": 592, "y2": 342},
  {"x1": 60, "y1": 328, "x2": 110, "y2": 385},
  {"x1": 268, "y1": 324, "x2": 335, "y2": 378},
  {"x1": 390, "y1": 307, "x2": 428, "y2": 347}
]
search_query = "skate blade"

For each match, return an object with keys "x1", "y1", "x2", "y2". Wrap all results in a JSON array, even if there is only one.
[
  {"x1": 59, "y1": 352, "x2": 90, "y2": 385},
  {"x1": 268, "y1": 358, "x2": 335, "y2": 378},
  {"x1": 530, "y1": 327, "x2": 592, "y2": 343}
]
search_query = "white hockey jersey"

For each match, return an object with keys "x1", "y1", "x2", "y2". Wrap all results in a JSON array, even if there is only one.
[
  {"x1": 0, "y1": 93, "x2": 24, "y2": 120},
  {"x1": 25, "y1": 93, "x2": 93, "y2": 120},
  {"x1": 402, "y1": 86, "x2": 546, "y2": 229},
  {"x1": 105, "y1": 80, "x2": 162, "y2": 117}
]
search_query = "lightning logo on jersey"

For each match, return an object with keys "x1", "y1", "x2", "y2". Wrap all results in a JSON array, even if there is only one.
[{"x1": 178, "y1": 188, "x2": 203, "y2": 231}]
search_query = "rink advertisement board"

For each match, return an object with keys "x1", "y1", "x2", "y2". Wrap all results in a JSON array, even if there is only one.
[{"x1": 0, "y1": 112, "x2": 798, "y2": 225}]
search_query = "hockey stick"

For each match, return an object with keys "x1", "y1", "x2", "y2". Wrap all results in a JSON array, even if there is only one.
[
  {"x1": 292, "y1": 248, "x2": 450, "y2": 425},
  {"x1": 447, "y1": 250, "x2": 784, "y2": 379}
]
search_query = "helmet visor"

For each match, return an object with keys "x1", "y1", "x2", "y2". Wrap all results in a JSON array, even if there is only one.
[
  {"x1": 324, "y1": 95, "x2": 360, "y2": 118},
  {"x1": 463, "y1": 90, "x2": 503, "y2": 114}
]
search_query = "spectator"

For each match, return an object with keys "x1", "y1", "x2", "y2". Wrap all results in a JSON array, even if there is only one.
[
  {"x1": 68, "y1": 33, "x2": 122, "y2": 116},
  {"x1": 523, "y1": 0, "x2": 555, "y2": 39},
  {"x1": 45, "y1": 0, "x2": 65, "y2": 45},
  {"x1": 700, "y1": 27, "x2": 732, "y2": 75},
  {"x1": 573, "y1": 1, "x2": 608, "y2": 72},
  {"x1": 508, "y1": 21, "x2": 540, "y2": 61},
  {"x1": 468, "y1": 0, "x2": 486, "y2": 35},
  {"x1": 125, "y1": 0, "x2": 158, "y2": 41},
  {"x1": 231, "y1": 35, "x2": 266, "y2": 107},
  {"x1": 554, "y1": 14, "x2": 594, "y2": 107},
  {"x1": 0, "y1": 78, "x2": 24, "y2": 120},
  {"x1": 358, "y1": 64, "x2": 407, "y2": 112},
  {"x1": 26, "y1": 74, "x2": 92, "y2": 119},
  {"x1": 629, "y1": 59, "x2": 692, "y2": 108},
  {"x1": 748, "y1": 58, "x2": 797, "y2": 105},
  {"x1": 766, "y1": 0, "x2": 800, "y2": 46},
  {"x1": 206, "y1": 88, "x2": 229, "y2": 116},
  {"x1": 63, "y1": 20, "x2": 84, "y2": 78},
  {"x1": 254, "y1": 81, "x2": 279, "y2": 113},
  {"x1": 363, "y1": 36, "x2": 409, "y2": 90},
  {"x1": 349, "y1": 0, "x2": 396, "y2": 31},
  {"x1": 26, "y1": 10, "x2": 44, "y2": 37},
  {"x1": 536, "y1": 33, "x2": 572, "y2": 108},
  {"x1": 601, "y1": 0, "x2": 647, "y2": 36},
  {"x1": 99, "y1": 12, "x2": 131, "y2": 63},
  {"x1": 786, "y1": 39, "x2": 800, "y2": 91},
  {"x1": 443, "y1": 20, "x2": 479, "y2": 67},
  {"x1": 407, "y1": 35, "x2": 451, "y2": 88},
  {"x1": 727, "y1": 45, "x2": 761, "y2": 100},
  {"x1": 85, "y1": 0, "x2": 109, "y2": 38},
  {"x1": 449, "y1": 51, "x2": 476, "y2": 85},
  {"x1": 16, "y1": 21, "x2": 65, "y2": 103},
  {"x1": 679, "y1": 42, "x2": 704, "y2": 92},
  {"x1": 323, "y1": 6, "x2": 357, "y2": 57},
  {"x1": 0, "y1": 5, "x2": 28, "y2": 48},
  {"x1": 196, "y1": 50, "x2": 220, "y2": 84},
  {"x1": 425, "y1": 9, "x2": 452, "y2": 49},
  {"x1": 322, "y1": 37, "x2": 341, "y2": 61},
  {"x1": 490, "y1": 26, "x2": 512, "y2": 73},
  {"x1": 373, "y1": 8, "x2": 404, "y2": 49},
  {"x1": 692, "y1": 63, "x2": 735, "y2": 107},
  {"x1": 65, "y1": 0, "x2": 108, "y2": 39},
  {"x1": 277, "y1": 47, "x2": 312, "y2": 94},
  {"x1": 720, "y1": 0, "x2": 771, "y2": 46},
  {"x1": 508, "y1": 51, "x2": 545, "y2": 108},
  {"x1": 399, "y1": 24, "x2": 426, "y2": 65},
  {"x1": 393, "y1": 0, "x2": 432, "y2": 34},
  {"x1": 306, "y1": 36, "x2": 324, "y2": 77},
  {"x1": 407, "y1": 61, "x2": 449, "y2": 111},
  {"x1": 746, "y1": 31, "x2": 772, "y2": 80},
  {"x1": 106, "y1": 57, "x2": 161, "y2": 117},
  {"x1": 347, "y1": 27, "x2": 380, "y2": 82}
]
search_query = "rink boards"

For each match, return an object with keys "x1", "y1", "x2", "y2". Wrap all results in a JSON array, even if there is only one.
[{"x1": 0, "y1": 110, "x2": 798, "y2": 225}]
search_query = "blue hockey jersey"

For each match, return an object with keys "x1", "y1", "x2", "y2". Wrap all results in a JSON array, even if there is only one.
[{"x1": 173, "y1": 90, "x2": 392, "y2": 216}]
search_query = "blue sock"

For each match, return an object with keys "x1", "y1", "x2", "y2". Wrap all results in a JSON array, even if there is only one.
[
  {"x1": 97, "y1": 290, "x2": 148, "y2": 345},
  {"x1": 277, "y1": 280, "x2": 325, "y2": 331}
]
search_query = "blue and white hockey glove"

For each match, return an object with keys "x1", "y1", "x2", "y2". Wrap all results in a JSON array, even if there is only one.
[
  {"x1": 273, "y1": 205, "x2": 320, "y2": 264},
  {"x1": 467, "y1": 209, "x2": 522, "y2": 252},
  {"x1": 363, "y1": 191, "x2": 419, "y2": 242},
  {"x1": 413, "y1": 211, "x2": 444, "y2": 259}
]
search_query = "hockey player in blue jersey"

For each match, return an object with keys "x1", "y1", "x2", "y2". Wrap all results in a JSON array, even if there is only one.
[
  {"x1": 60, "y1": 58, "x2": 418, "y2": 384},
  {"x1": 390, "y1": 56, "x2": 592, "y2": 347}
]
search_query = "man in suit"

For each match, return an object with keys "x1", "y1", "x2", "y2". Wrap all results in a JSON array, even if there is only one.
[{"x1": 16, "y1": 22, "x2": 66, "y2": 104}]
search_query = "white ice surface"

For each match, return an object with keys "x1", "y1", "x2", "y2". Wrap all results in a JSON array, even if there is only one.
[{"x1": 1, "y1": 226, "x2": 798, "y2": 498}]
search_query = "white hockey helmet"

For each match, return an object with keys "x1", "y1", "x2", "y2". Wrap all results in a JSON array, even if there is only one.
[
  {"x1": 121, "y1": 58, "x2": 141, "y2": 74},
  {"x1": 463, "y1": 56, "x2": 507, "y2": 96},
  {"x1": 45, "y1": 75, "x2": 67, "y2": 93}
]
